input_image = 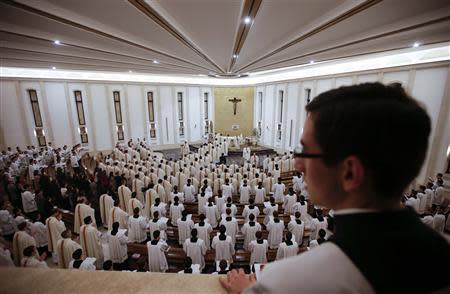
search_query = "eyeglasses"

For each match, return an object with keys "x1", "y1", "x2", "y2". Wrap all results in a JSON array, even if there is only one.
[{"x1": 293, "y1": 146, "x2": 327, "y2": 159}]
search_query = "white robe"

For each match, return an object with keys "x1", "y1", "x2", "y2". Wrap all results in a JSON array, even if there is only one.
[
  {"x1": 46, "y1": 216, "x2": 66, "y2": 252},
  {"x1": 242, "y1": 206, "x2": 260, "y2": 223},
  {"x1": 99, "y1": 194, "x2": 114, "y2": 227},
  {"x1": 132, "y1": 178, "x2": 145, "y2": 204},
  {"x1": 276, "y1": 241, "x2": 299, "y2": 260},
  {"x1": 107, "y1": 229, "x2": 128, "y2": 263},
  {"x1": 288, "y1": 219, "x2": 305, "y2": 245},
  {"x1": 108, "y1": 206, "x2": 129, "y2": 231},
  {"x1": 240, "y1": 185, "x2": 251, "y2": 204},
  {"x1": 249, "y1": 240, "x2": 268, "y2": 266},
  {"x1": 183, "y1": 238, "x2": 207, "y2": 270},
  {"x1": 147, "y1": 240, "x2": 169, "y2": 272},
  {"x1": 241, "y1": 222, "x2": 262, "y2": 251},
  {"x1": 149, "y1": 218, "x2": 168, "y2": 241},
  {"x1": 127, "y1": 198, "x2": 144, "y2": 216},
  {"x1": 177, "y1": 218, "x2": 194, "y2": 245},
  {"x1": 255, "y1": 188, "x2": 266, "y2": 204},
  {"x1": 222, "y1": 184, "x2": 234, "y2": 200},
  {"x1": 267, "y1": 220, "x2": 284, "y2": 249},
  {"x1": 221, "y1": 204, "x2": 238, "y2": 217},
  {"x1": 128, "y1": 216, "x2": 148, "y2": 243},
  {"x1": 220, "y1": 217, "x2": 239, "y2": 245},
  {"x1": 21, "y1": 256, "x2": 48, "y2": 268},
  {"x1": 169, "y1": 204, "x2": 184, "y2": 226},
  {"x1": 283, "y1": 194, "x2": 297, "y2": 215},
  {"x1": 117, "y1": 185, "x2": 132, "y2": 212},
  {"x1": 57, "y1": 237, "x2": 81, "y2": 269},
  {"x1": 74, "y1": 203, "x2": 95, "y2": 234},
  {"x1": 79, "y1": 224, "x2": 103, "y2": 264},
  {"x1": 197, "y1": 194, "x2": 208, "y2": 214},
  {"x1": 30, "y1": 221, "x2": 47, "y2": 248},
  {"x1": 183, "y1": 185, "x2": 196, "y2": 202},
  {"x1": 310, "y1": 218, "x2": 328, "y2": 240},
  {"x1": 272, "y1": 183, "x2": 285, "y2": 203},
  {"x1": 263, "y1": 204, "x2": 279, "y2": 225},
  {"x1": 13, "y1": 231, "x2": 36, "y2": 266},
  {"x1": 212, "y1": 235, "x2": 235, "y2": 262},
  {"x1": 204, "y1": 204, "x2": 219, "y2": 228},
  {"x1": 194, "y1": 222, "x2": 213, "y2": 250}
]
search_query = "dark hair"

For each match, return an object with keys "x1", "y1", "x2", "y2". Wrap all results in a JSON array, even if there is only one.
[
  {"x1": 23, "y1": 245, "x2": 35, "y2": 257},
  {"x1": 84, "y1": 216, "x2": 92, "y2": 225},
  {"x1": 305, "y1": 82, "x2": 431, "y2": 198},
  {"x1": 72, "y1": 248, "x2": 82, "y2": 260},
  {"x1": 111, "y1": 222, "x2": 119, "y2": 236},
  {"x1": 103, "y1": 260, "x2": 113, "y2": 270}
]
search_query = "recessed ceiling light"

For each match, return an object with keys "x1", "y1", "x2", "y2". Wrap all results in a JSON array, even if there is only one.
[
  {"x1": 233, "y1": 54, "x2": 238, "y2": 58},
  {"x1": 129, "y1": 70, "x2": 132, "y2": 73},
  {"x1": 309, "y1": 60, "x2": 315, "y2": 64},
  {"x1": 197, "y1": 74, "x2": 207, "y2": 77},
  {"x1": 53, "y1": 40, "x2": 61, "y2": 45},
  {"x1": 244, "y1": 17, "x2": 251, "y2": 24},
  {"x1": 413, "y1": 42, "x2": 420, "y2": 48},
  {"x1": 52, "y1": 66, "x2": 56, "y2": 70},
  {"x1": 153, "y1": 60, "x2": 159, "y2": 64}
]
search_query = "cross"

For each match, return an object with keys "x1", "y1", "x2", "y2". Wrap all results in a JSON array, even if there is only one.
[{"x1": 228, "y1": 97, "x2": 242, "y2": 115}]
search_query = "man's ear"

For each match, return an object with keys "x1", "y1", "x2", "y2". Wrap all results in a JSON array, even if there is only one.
[{"x1": 340, "y1": 156, "x2": 365, "y2": 192}]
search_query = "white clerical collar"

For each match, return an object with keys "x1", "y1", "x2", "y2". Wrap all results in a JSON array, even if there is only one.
[{"x1": 333, "y1": 208, "x2": 379, "y2": 216}]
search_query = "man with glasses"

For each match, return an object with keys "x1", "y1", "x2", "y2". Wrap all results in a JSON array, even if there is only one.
[{"x1": 220, "y1": 82, "x2": 450, "y2": 293}]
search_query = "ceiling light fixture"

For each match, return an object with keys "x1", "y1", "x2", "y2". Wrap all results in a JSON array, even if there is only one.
[
  {"x1": 129, "y1": 70, "x2": 132, "y2": 73},
  {"x1": 244, "y1": 16, "x2": 251, "y2": 24},
  {"x1": 53, "y1": 40, "x2": 61, "y2": 45},
  {"x1": 233, "y1": 54, "x2": 238, "y2": 59},
  {"x1": 413, "y1": 42, "x2": 420, "y2": 48},
  {"x1": 52, "y1": 66, "x2": 56, "y2": 70},
  {"x1": 309, "y1": 60, "x2": 315, "y2": 64},
  {"x1": 153, "y1": 60, "x2": 159, "y2": 64}
]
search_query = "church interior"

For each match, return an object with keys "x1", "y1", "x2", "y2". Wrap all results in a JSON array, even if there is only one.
[{"x1": 0, "y1": 0, "x2": 449, "y2": 293}]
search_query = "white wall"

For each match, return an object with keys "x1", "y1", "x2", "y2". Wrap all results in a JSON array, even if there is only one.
[
  {"x1": 0, "y1": 81, "x2": 212, "y2": 151},
  {"x1": 254, "y1": 64, "x2": 450, "y2": 185}
]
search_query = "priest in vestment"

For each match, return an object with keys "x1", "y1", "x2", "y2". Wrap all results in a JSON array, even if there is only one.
[
  {"x1": 127, "y1": 192, "x2": 144, "y2": 216},
  {"x1": 13, "y1": 221, "x2": 36, "y2": 266},
  {"x1": 128, "y1": 207, "x2": 148, "y2": 243},
  {"x1": 108, "y1": 199, "x2": 129, "y2": 230},
  {"x1": 46, "y1": 208, "x2": 66, "y2": 264},
  {"x1": 79, "y1": 216, "x2": 103, "y2": 269},
  {"x1": 74, "y1": 198, "x2": 95, "y2": 234},
  {"x1": 99, "y1": 192, "x2": 114, "y2": 228},
  {"x1": 57, "y1": 229, "x2": 81, "y2": 268},
  {"x1": 117, "y1": 179, "x2": 132, "y2": 212}
]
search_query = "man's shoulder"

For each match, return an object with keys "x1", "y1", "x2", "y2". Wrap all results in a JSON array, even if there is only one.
[{"x1": 251, "y1": 243, "x2": 374, "y2": 293}]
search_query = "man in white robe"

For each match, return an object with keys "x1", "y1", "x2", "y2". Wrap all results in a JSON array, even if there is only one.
[
  {"x1": 272, "y1": 180, "x2": 286, "y2": 203},
  {"x1": 21, "y1": 245, "x2": 48, "y2": 268},
  {"x1": 74, "y1": 198, "x2": 95, "y2": 234},
  {"x1": 127, "y1": 191, "x2": 144, "y2": 216},
  {"x1": 149, "y1": 211, "x2": 168, "y2": 241},
  {"x1": 57, "y1": 229, "x2": 81, "y2": 269},
  {"x1": 79, "y1": 216, "x2": 103, "y2": 269},
  {"x1": 132, "y1": 175, "x2": 145, "y2": 204},
  {"x1": 248, "y1": 231, "x2": 268, "y2": 266},
  {"x1": 13, "y1": 221, "x2": 37, "y2": 266},
  {"x1": 212, "y1": 225, "x2": 235, "y2": 263},
  {"x1": 266, "y1": 212, "x2": 284, "y2": 249},
  {"x1": 107, "y1": 222, "x2": 128, "y2": 269},
  {"x1": 288, "y1": 212, "x2": 305, "y2": 246},
  {"x1": 241, "y1": 214, "x2": 262, "y2": 251},
  {"x1": 205, "y1": 198, "x2": 219, "y2": 228},
  {"x1": 169, "y1": 197, "x2": 185, "y2": 227},
  {"x1": 147, "y1": 230, "x2": 169, "y2": 272},
  {"x1": 194, "y1": 214, "x2": 213, "y2": 250},
  {"x1": 276, "y1": 232, "x2": 298, "y2": 260},
  {"x1": 220, "y1": 209, "x2": 239, "y2": 246},
  {"x1": 108, "y1": 199, "x2": 129, "y2": 230},
  {"x1": 177, "y1": 211, "x2": 194, "y2": 245},
  {"x1": 183, "y1": 179, "x2": 196, "y2": 202},
  {"x1": 240, "y1": 181, "x2": 251, "y2": 204},
  {"x1": 183, "y1": 228, "x2": 207, "y2": 271},
  {"x1": 99, "y1": 192, "x2": 114, "y2": 228},
  {"x1": 128, "y1": 207, "x2": 148, "y2": 243},
  {"x1": 46, "y1": 208, "x2": 66, "y2": 264},
  {"x1": 117, "y1": 179, "x2": 132, "y2": 212}
]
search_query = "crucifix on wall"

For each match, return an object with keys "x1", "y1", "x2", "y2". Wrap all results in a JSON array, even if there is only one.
[{"x1": 228, "y1": 97, "x2": 242, "y2": 115}]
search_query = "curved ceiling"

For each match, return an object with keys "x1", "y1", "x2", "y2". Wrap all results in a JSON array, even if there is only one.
[{"x1": 1, "y1": 0, "x2": 449, "y2": 77}]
